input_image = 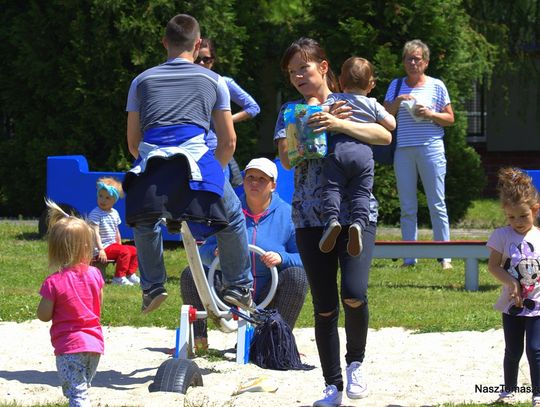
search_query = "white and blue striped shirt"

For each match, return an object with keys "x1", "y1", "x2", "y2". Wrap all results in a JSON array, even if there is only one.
[
  {"x1": 88, "y1": 207, "x2": 120, "y2": 248},
  {"x1": 384, "y1": 76, "x2": 451, "y2": 148}
]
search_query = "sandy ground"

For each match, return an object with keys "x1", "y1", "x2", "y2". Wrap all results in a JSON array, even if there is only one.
[{"x1": 0, "y1": 320, "x2": 534, "y2": 407}]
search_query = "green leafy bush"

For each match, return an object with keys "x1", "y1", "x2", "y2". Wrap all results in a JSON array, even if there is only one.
[{"x1": 0, "y1": 0, "x2": 498, "y2": 223}]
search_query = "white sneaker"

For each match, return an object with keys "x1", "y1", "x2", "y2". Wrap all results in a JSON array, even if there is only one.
[
  {"x1": 313, "y1": 384, "x2": 342, "y2": 407},
  {"x1": 112, "y1": 277, "x2": 134, "y2": 286},
  {"x1": 346, "y1": 361, "x2": 368, "y2": 399},
  {"x1": 126, "y1": 274, "x2": 140, "y2": 284}
]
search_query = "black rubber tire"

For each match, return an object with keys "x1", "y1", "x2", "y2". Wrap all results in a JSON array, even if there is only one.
[
  {"x1": 148, "y1": 358, "x2": 203, "y2": 394},
  {"x1": 38, "y1": 203, "x2": 80, "y2": 237}
]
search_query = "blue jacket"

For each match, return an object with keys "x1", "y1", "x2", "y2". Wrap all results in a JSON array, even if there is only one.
[{"x1": 199, "y1": 191, "x2": 302, "y2": 298}]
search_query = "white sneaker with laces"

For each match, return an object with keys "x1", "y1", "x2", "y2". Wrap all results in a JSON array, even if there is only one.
[
  {"x1": 312, "y1": 384, "x2": 342, "y2": 407},
  {"x1": 126, "y1": 274, "x2": 140, "y2": 284},
  {"x1": 112, "y1": 277, "x2": 134, "y2": 286},
  {"x1": 346, "y1": 361, "x2": 368, "y2": 399}
]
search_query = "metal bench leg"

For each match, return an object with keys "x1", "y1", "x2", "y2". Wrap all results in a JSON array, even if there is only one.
[{"x1": 465, "y1": 258, "x2": 479, "y2": 291}]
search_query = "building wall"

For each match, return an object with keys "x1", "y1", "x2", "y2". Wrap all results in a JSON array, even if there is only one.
[{"x1": 471, "y1": 142, "x2": 540, "y2": 197}]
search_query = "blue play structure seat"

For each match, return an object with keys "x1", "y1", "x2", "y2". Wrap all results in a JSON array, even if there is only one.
[
  {"x1": 44, "y1": 155, "x2": 294, "y2": 241},
  {"x1": 44, "y1": 155, "x2": 179, "y2": 241}
]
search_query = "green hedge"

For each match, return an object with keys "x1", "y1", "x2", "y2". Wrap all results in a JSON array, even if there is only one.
[{"x1": 1, "y1": 0, "x2": 493, "y2": 222}]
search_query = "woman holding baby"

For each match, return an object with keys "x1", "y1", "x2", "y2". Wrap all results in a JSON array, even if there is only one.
[{"x1": 383, "y1": 39, "x2": 455, "y2": 270}]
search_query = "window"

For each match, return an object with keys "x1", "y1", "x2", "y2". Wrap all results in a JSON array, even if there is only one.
[{"x1": 465, "y1": 81, "x2": 487, "y2": 142}]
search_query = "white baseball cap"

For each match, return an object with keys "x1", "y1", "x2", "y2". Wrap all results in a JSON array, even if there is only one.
[{"x1": 244, "y1": 158, "x2": 278, "y2": 181}]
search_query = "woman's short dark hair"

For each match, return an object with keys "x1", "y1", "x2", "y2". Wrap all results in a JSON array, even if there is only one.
[
  {"x1": 165, "y1": 14, "x2": 200, "y2": 50},
  {"x1": 280, "y1": 37, "x2": 340, "y2": 93},
  {"x1": 200, "y1": 38, "x2": 216, "y2": 59}
]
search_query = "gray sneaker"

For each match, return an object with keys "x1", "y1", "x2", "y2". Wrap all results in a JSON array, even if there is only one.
[
  {"x1": 313, "y1": 384, "x2": 343, "y2": 407},
  {"x1": 319, "y1": 220, "x2": 342, "y2": 253},
  {"x1": 222, "y1": 286, "x2": 254, "y2": 311},
  {"x1": 347, "y1": 223, "x2": 363, "y2": 257},
  {"x1": 141, "y1": 285, "x2": 168, "y2": 314}
]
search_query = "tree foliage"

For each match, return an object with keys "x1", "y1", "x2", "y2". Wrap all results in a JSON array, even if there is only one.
[
  {"x1": 0, "y1": 0, "x2": 513, "y2": 223},
  {"x1": 306, "y1": 0, "x2": 494, "y2": 224}
]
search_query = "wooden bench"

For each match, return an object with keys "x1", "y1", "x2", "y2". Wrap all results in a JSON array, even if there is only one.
[{"x1": 373, "y1": 240, "x2": 489, "y2": 291}]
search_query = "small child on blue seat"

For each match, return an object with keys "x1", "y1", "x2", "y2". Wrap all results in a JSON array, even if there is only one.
[{"x1": 89, "y1": 177, "x2": 139, "y2": 286}]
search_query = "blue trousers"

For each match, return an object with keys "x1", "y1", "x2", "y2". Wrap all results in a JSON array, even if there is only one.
[
  {"x1": 321, "y1": 136, "x2": 374, "y2": 229},
  {"x1": 502, "y1": 313, "x2": 540, "y2": 397},
  {"x1": 56, "y1": 352, "x2": 100, "y2": 407}
]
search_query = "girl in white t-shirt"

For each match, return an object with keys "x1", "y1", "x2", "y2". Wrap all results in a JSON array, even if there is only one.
[{"x1": 487, "y1": 167, "x2": 540, "y2": 405}]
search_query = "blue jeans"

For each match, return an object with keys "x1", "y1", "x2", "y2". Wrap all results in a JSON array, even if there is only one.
[
  {"x1": 133, "y1": 179, "x2": 252, "y2": 291},
  {"x1": 322, "y1": 136, "x2": 374, "y2": 229},
  {"x1": 394, "y1": 140, "x2": 450, "y2": 265}
]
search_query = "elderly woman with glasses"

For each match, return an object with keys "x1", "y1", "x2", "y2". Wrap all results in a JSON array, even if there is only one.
[
  {"x1": 383, "y1": 39, "x2": 455, "y2": 270},
  {"x1": 180, "y1": 157, "x2": 308, "y2": 352},
  {"x1": 196, "y1": 38, "x2": 261, "y2": 187}
]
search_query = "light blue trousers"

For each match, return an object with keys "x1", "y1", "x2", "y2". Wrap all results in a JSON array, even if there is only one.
[{"x1": 394, "y1": 140, "x2": 451, "y2": 265}]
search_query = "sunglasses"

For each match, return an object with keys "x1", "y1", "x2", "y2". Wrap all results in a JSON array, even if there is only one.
[{"x1": 195, "y1": 56, "x2": 214, "y2": 64}]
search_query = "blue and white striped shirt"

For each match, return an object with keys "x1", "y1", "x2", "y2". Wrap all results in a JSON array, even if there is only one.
[
  {"x1": 205, "y1": 76, "x2": 260, "y2": 151},
  {"x1": 125, "y1": 57, "x2": 231, "y2": 196},
  {"x1": 384, "y1": 76, "x2": 451, "y2": 148},
  {"x1": 126, "y1": 58, "x2": 230, "y2": 133},
  {"x1": 88, "y1": 207, "x2": 120, "y2": 248}
]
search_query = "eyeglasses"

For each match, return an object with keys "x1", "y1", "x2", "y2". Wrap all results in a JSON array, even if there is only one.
[
  {"x1": 405, "y1": 56, "x2": 423, "y2": 64},
  {"x1": 195, "y1": 56, "x2": 214, "y2": 64}
]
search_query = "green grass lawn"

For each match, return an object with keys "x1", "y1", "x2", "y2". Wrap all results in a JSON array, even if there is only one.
[{"x1": 0, "y1": 199, "x2": 505, "y2": 331}]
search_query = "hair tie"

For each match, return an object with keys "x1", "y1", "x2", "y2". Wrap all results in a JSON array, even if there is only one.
[{"x1": 97, "y1": 182, "x2": 120, "y2": 201}]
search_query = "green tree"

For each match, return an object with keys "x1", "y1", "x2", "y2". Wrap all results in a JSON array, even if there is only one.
[
  {"x1": 0, "y1": 0, "x2": 513, "y2": 225},
  {"x1": 0, "y1": 0, "x2": 240, "y2": 216},
  {"x1": 305, "y1": 0, "x2": 494, "y2": 225}
]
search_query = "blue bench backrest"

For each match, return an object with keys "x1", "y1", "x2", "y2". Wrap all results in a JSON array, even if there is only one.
[
  {"x1": 526, "y1": 170, "x2": 540, "y2": 192},
  {"x1": 46, "y1": 156, "x2": 180, "y2": 241}
]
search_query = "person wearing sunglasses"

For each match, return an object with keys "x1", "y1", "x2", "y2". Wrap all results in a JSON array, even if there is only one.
[{"x1": 196, "y1": 38, "x2": 261, "y2": 187}]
